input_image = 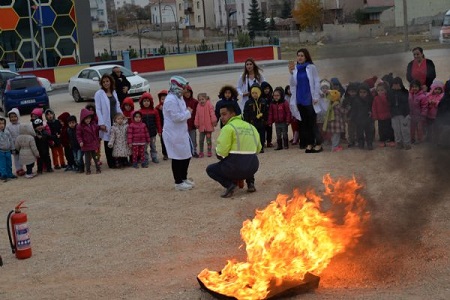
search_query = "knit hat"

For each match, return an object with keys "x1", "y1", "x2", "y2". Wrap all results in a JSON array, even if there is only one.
[
  {"x1": 250, "y1": 84, "x2": 262, "y2": 99},
  {"x1": 31, "y1": 107, "x2": 43, "y2": 118},
  {"x1": 32, "y1": 118, "x2": 43, "y2": 129}
]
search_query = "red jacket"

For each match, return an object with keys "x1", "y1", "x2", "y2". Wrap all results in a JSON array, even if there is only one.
[
  {"x1": 122, "y1": 97, "x2": 135, "y2": 123},
  {"x1": 127, "y1": 121, "x2": 150, "y2": 145},
  {"x1": 76, "y1": 109, "x2": 99, "y2": 151},
  {"x1": 372, "y1": 93, "x2": 391, "y2": 120},
  {"x1": 268, "y1": 100, "x2": 291, "y2": 124}
]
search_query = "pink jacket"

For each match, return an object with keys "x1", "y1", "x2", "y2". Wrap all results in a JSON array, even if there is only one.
[
  {"x1": 409, "y1": 89, "x2": 428, "y2": 119},
  {"x1": 127, "y1": 121, "x2": 150, "y2": 145},
  {"x1": 427, "y1": 81, "x2": 444, "y2": 119},
  {"x1": 372, "y1": 93, "x2": 391, "y2": 120},
  {"x1": 194, "y1": 100, "x2": 217, "y2": 132}
]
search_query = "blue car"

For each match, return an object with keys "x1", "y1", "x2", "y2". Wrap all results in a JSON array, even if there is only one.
[{"x1": 1, "y1": 75, "x2": 49, "y2": 116}]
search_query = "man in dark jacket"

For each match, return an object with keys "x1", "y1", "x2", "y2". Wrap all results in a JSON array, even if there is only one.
[{"x1": 111, "y1": 66, "x2": 131, "y2": 105}]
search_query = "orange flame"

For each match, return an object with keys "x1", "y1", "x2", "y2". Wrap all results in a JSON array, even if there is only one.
[{"x1": 198, "y1": 175, "x2": 370, "y2": 299}]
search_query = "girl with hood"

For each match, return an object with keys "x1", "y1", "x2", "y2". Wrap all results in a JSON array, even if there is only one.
[
  {"x1": 351, "y1": 83, "x2": 375, "y2": 150},
  {"x1": 409, "y1": 79, "x2": 428, "y2": 144},
  {"x1": 108, "y1": 112, "x2": 131, "y2": 168},
  {"x1": 57, "y1": 112, "x2": 75, "y2": 171},
  {"x1": 389, "y1": 77, "x2": 411, "y2": 149},
  {"x1": 76, "y1": 108, "x2": 101, "y2": 175},
  {"x1": 33, "y1": 118, "x2": 54, "y2": 173},
  {"x1": 163, "y1": 76, "x2": 195, "y2": 191},
  {"x1": 14, "y1": 123, "x2": 39, "y2": 178},
  {"x1": 426, "y1": 81, "x2": 445, "y2": 143},
  {"x1": 183, "y1": 85, "x2": 199, "y2": 157},
  {"x1": 45, "y1": 108, "x2": 66, "y2": 169},
  {"x1": 261, "y1": 81, "x2": 274, "y2": 147},
  {"x1": 342, "y1": 82, "x2": 360, "y2": 147},
  {"x1": 243, "y1": 83, "x2": 267, "y2": 153},
  {"x1": 268, "y1": 86, "x2": 291, "y2": 150},
  {"x1": 127, "y1": 111, "x2": 150, "y2": 168},
  {"x1": 237, "y1": 58, "x2": 265, "y2": 112},
  {"x1": 5, "y1": 108, "x2": 24, "y2": 176},
  {"x1": 194, "y1": 93, "x2": 217, "y2": 157},
  {"x1": 139, "y1": 92, "x2": 162, "y2": 164},
  {"x1": 121, "y1": 96, "x2": 135, "y2": 124},
  {"x1": 215, "y1": 85, "x2": 241, "y2": 128}
]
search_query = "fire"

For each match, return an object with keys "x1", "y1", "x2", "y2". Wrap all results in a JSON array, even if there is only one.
[{"x1": 198, "y1": 174, "x2": 370, "y2": 299}]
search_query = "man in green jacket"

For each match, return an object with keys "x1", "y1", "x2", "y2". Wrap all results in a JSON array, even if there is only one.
[{"x1": 206, "y1": 103, "x2": 262, "y2": 198}]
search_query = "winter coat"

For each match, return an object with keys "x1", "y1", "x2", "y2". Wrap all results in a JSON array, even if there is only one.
[
  {"x1": 127, "y1": 121, "x2": 150, "y2": 145},
  {"x1": 408, "y1": 90, "x2": 428, "y2": 119},
  {"x1": 324, "y1": 101, "x2": 347, "y2": 133},
  {"x1": 268, "y1": 100, "x2": 291, "y2": 124},
  {"x1": 34, "y1": 127, "x2": 52, "y2": 157},
  {"x1": 183, "y1": 88, "x2": 198, "y2": 131},
  {"x1": 14, "y1": 124, "x2": 39, "y2": 165},
  {"x1": 0, "y1": 130, "x2": 14, "y2": 151},
  {"x1": 57, "y1": 112, "x2": 71, "y2": 147},
  {"x1": 194, "y1": 100, "x2": 217, "y2": 132},
  {"x1": 162, "y1": 92, "x2": 192, "y2": 160},
  {"x1": 121, "y1": 97, "x2": 135, "y2": 123},
  {"x1": 111, "y1": 70, "x2": 131, "y2": 102},
  {"x1": 436, "y1": 80, "x2": 450, "y2": 125},
  {"x1": 351, "y1": 85, "x2": 373, "y2": 127},
  {"x1": 108, "y1": 121, "x2": 131, "y2": 157},
  {"x1": 94, "y1": 89, "x2": 122, "y2": 142},
  {"x1": 5, "y1": 108, "x2": 21, "y2": 143},
  {"x1": 155, "y1": 103, "x2": 164, "y2": 127},
  {"x1": 67, "y1": 125, "x2": 81, "y2": 151},
  {"x1": 46, "y1": 118, "x2": 63, "y2": 147},
  {"x1": 289, "y1": 63, "x2": 321, "y2": 121},
  {"x1": 76, "y1": 109, "x2": 99, "y2": 151},
  {"x1": 427, "y1": 81, "x2": 444, "y2": 120},
  {"x1": 261, "y1": 81, "x2": 274, "y2": 106},
  {"x1": 139, "y1": 92, "x2": 162, "y2": 137},
  {"x1": 237, "y1": 73, "x2": 266, "y2": 111},
  {"x1": 243, "y1": 96, "x2": 267, "y2": 129},
  {"x1": 372, "y1": 93, "x2": 391, "y2": 121},
  {"x1": 389, "y1": 89, "x2": 410, "y2": 117}
]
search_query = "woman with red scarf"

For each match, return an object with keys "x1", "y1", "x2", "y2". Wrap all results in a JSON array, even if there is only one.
[{"x1": 406, "y1": 47, "x2": 436, "y2": 92}]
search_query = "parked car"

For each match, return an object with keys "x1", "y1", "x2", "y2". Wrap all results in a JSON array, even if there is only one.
[
  {"x1": 0, "y1": 75, "x2": 50, "y2": 116},
  {"x1": 0, "y1": 69, "x2": 53, "y2": 92},
  {"x1": 98, "y1": 29, "x2": 117, "y2": 36},
  {"x1": 439, "y1": 9, "x2": 450, "y2": 44},
  {"x1": 68, "y1": 65, "x2": 150, "y2": 102}
]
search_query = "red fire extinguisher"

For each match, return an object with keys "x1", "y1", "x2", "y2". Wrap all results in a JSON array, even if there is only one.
[{"x1": 7, "y1": 201, "x2": 32, "y2": 259}]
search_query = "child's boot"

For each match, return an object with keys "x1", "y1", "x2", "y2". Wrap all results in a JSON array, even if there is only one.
[
  {"x1": 283, "y1": 137, "x2": 289, "y2": 149},
  {"x1": 275, "y1": 139, "x2": 283, "y2": 150},
  {"x1": 198, "y1": 152, "x2": 204, "y2": 158}
]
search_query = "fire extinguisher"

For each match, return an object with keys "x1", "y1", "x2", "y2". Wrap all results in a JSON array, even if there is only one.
[{"x1": 7, "y1": 201, "x2": 32, "y2": 259}]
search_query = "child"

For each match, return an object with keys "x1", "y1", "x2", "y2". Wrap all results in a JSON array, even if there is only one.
[
  {"x1": 372, "y1": 81, "x2": 395, "y2": 147},
  {"x1": 121, "y1": 97, "x2": 135, "y2": 124},
  {"x1": 138, "y1": 92, "x2": 162, "y2": 164},
  {"x1": 67, "y1": 115, "x2": 83, "y2": 172},
  {"x1": 389, "y1": 77, "x2": 411, "y2": 150},
  {"x1": 268, "y1": 86, "x2": 291, "y2": 150},
  {"x1": 76, "y1": 108, "x2": 101, "y2": 175},
  {"x1": 127, "y1": 111, "x2": 150, "y2": 168},
  {"x1": 33, "y1": 118, "x2": 54, "y2": 173},
  {"x1": 215, "y1": 85, "x2": 241, "y2": 128},
  {"x1": 323, "y1": 90, "x2": 347, "y2": 152},
  {"x1": 156, "y1": 89, "x2": 168, "y2": 160},
  {"x1": 45, "y1": 109, "x2": 66, "y2": 169},
  {"x1": 317, "y1": 79, "x2": 331, "y2": 144},
  {"x1": 58, "y1": 112, "x2": 75, "y2": 171},
  {"x1": 285, "y1": 85, "x2": 299, "y2": 146},
  {"x1": 0, "y1": 117, "x2": 16, "y2": 181},
  {"x1": 261, "y1": 81, "x2": 274, "y2": 147},
  {"x1": 108, "y1": 113, "x2": 131, "y2": 168},
  {"x1": 30, "y1": 107, "x2": 43, "y2": 122},
  {"x1": 85, "y1": 103, "x2": 101, "y2": 165},
  {"x1": 5, "y1": 108, "x2": 25, "y2": 176},
  {"x1": 243, "y1": 84, "x2": 267, "y2": 153},
  {"x1": 14, "y1": 124, "x2": 39, "y2": 178},
  {"x1": 426, "y1": 81, "x2": 444, "y2": 143},
  {"x1": 351, "y1": 83, "x2": 375, "y2": 150},
  {"x1": 183, "y1": 85, "x2": 199, "y2": 157},
  {"x1": 194, "y1": 93, "x2": 217, "y2": 157},
  {"x1": 342, "y1": 82, "x2": 359, "y2": 147},
  {"x1": 408, "y1": 79, "x2": 428, "y2": 144}
]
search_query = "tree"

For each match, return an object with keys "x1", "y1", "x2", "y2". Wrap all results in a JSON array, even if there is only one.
[
  {"x1": 292, "y1": 0, "x2": 322, "y2": 30},
  {"x1": 281, "y1": 0, "x2": 292, "y2": 19},
  {"x1": 247, "y1": 0, "x2": 263, "y2": 39}
]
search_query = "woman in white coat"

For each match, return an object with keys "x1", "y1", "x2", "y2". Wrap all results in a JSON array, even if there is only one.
[
  {"x1": 236, "y1": 58, "x2": 265, "y2": 112},
  {"x1": 95, "y1": 74, "x2": 122, "y2": 168},
  {"x1": 163, "y1": 76, "x2": 195, "y2": 191},
  {"x1": 289, "y1": 48, "x2": 323, "y2": 153}
]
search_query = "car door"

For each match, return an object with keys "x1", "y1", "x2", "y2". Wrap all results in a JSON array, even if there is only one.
[
  {"x1": 86, "y1": 70, "x2": 100, "y2": 98},
  {"x1": 75, "y1": 69, "x2": 91, "y2": 98}
]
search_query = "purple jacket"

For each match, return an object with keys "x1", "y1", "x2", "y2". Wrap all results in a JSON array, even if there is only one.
[{"x1": 76, "y1": 108, "x2": 99, "y2": 151}]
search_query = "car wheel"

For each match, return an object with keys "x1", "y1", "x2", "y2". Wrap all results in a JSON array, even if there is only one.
[{"x1": 72, "y1": 88, "x2": 82, "y2": 102}]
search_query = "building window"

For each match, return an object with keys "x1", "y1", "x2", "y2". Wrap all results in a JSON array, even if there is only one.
[
  {"x1": 197, "y1": 1, "x2": 200, "y2": 9},
  {"x1": 198, "y1": 15, "x2": 201, "y2": 23}
]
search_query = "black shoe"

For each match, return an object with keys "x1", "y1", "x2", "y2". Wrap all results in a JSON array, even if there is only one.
[
  {"x1": 221, "y1": 183, "x2": 237, "y2": 198},
  {"x1": 247, "y1": 183, "x2": 256, "y2": 193},
  {"x1": 312, "y1": 146, "x2": 323, "y2": 153},
  {"x1": 305, "y1": 146, "x2": 313, "y2": 153},
  {"x1": 260, "y1": 149, "x2": 264, "y2": 153}
]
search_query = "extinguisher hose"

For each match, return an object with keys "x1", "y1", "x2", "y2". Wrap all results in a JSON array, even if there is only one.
[{"x1": 7, "y1": 210, "x2": 15, "y2": 254}]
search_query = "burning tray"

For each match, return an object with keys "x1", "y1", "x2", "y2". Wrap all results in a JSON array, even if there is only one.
[{"x1": 197, "y1": 272, "x2": 320, "y2": 299}]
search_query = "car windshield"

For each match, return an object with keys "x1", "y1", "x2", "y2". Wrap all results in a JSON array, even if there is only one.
[
  {"x1": 444, "y1": 15, "x2": 450, "y2": 26},
  {"x1": 98, "y1": 67, "x2": 135, "y2": 77},
  {"x1": 10, "y1": 78, "x2": 40, "y2": 90}
]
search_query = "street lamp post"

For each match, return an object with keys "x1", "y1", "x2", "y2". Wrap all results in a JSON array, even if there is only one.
[
  {"x1": 27, "y1": 0, "x2": 37, "y2": 69},
  {"x1": 227, "y1": 9, "x2": 237, "y2": 41},
  {"x1": 37, "y1": 0, "x2": 47, "y2": 68},
  {"x1": 163, "y1": 5, "x2": 180, "y2": 54}
]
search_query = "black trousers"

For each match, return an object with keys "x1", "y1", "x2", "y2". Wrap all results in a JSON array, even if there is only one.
[
  {"x1": 171, "y1": 158, "x2": 191, "y2": 184},
  {"x1": 104, "y1": 141, "x2": 115, "y2": 168},
  {"x1": 206, "y1": 154, "x2": 259, "y2": 188},
  {"x1": 297, "y1": 104, "x2": 322, "y2": 146}
]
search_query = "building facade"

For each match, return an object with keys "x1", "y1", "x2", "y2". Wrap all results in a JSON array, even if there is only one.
[
  {"x1": 149, "y1": 0, "x2": 176, "y2": 26},
  {"x1": 0, "y1": 0, "x2": 94, "y2": 68},
  {"x1": 90, "y1": 0, "x2": 109, "y2": 32},
  {"x1": 115, "y1": 0, "x2": 150, "y2": 9}
]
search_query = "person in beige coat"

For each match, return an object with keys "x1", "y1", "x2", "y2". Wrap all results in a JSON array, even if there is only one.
[{"x1": 14, "y1": 124, "x2": 39, "y2": 178}]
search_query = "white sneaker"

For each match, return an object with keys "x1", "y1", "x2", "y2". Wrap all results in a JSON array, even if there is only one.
[
  {"x1": 175, "y1": 182, "x2": 193, "y2": 191},
  {"x1": 25, "y1": 173, "x2": 36, "y2": 179},
  {"x1": 183, "y1": 178, "x2": 195, "y2": 187}
]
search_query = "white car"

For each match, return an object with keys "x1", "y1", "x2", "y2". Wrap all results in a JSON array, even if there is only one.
[
  {"x1": 0, "y1": 69, "x2": 53, "y2": 92},
  {"x1": 68, "y1": 65, "x2": 150, "y2": 102}
]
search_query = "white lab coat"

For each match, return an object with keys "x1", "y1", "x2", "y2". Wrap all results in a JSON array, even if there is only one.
[
  {"x1": 162, "y1": 92, "x2": 193, "y2": 160},
  {"x1": 94, "y1": 89, "x2": 122, "y2": 141},
  {"x1": 289, "y1": 64, "x2": 321, "y2": 121},
  {"x1": 236, "y1": 74, "x2": 266, "y2": 112}
]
